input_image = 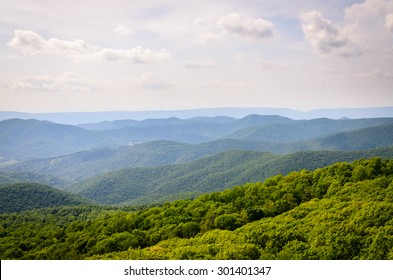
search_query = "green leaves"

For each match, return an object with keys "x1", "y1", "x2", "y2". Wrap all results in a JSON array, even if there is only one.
[{"x1": 1, "y1": 158, "x2": 393, "y2": 260}]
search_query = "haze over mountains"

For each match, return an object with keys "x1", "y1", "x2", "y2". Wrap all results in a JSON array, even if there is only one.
[
  {"x1": 1, "y1": 114, "x2": 393, "y2": 160},
  {"x1": 1, "y1": 107, "x2": 393, "y2": 208},
  {"x1": 1, "y1": 106, "x2": 393, "y2": 124},
  {"x1": 2, "y1": 109, "x2": 393, "y2": 261}
]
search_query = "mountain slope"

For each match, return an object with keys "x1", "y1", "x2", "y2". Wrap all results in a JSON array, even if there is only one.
[
  {"x1": 1, "y1": 158, "x2": 392, "y2": 260},
  {"x1": 0, "y1": 119, "x2": 103, "y2": 159},
  {"x1": 112, "y1": 157, "x2": 393, "y2": 260},
  {"x1": 2, "y1": 116, "x2": 393, "y2": 160},
  {"x1": 0, "y1": 171, "x2": 67, "y2": 187},
  {"x1": 68, "y1": 147, "x2": 393, "y2": 205},
  {"x1": 0, "y1": 183, "x2": 93, "y2": 213},
  {"x1": 307, "y1": 124, "x2": 393, "y2": 150},
  {"x1": 4, "y1": 121, "x2": 393, "y2": 184},
  {"x1": 1, "y1": 139, "x2": 283, "y2": 183},
  {"x1": 228, "y1": 118, "x2": 393, "y2": 142},
  {"x1": 66, "y1": 150, "x2": 277, "y2": 204},
  {"x1": 0, "y1": 116, "x2": 291, "y2": 159}
]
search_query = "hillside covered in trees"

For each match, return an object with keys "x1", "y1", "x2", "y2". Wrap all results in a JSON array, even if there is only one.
[
  {"x1": 67, "y1": 147, "x2": 393, "y2": 205},
  {"x1": 0, "y1": 183, "x2": 93, "y2": 213},
  {"x1": 1, "y1": 116, "x2": 393, "y2": 160},
  {"x1": 1, "y1": 158, "x2": 392, "y2": 260}
]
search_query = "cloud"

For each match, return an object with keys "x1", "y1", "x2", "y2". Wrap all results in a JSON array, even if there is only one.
[
  {"x1": 217, "y1": 13, "x2": 274, "y2": 40},
  {"x1": 300, "y1": 11, "x2": 362, "y2": 57},
  {"x1": 182, "y1": 60, "x2": 219, "y2": 68},
  {"x1": 137, "y1": 73, "x2": 171, "y2": 90},
  {"x1": 345, "y1": 0, "x2": 392, "y2": 21},
  {"x1": 8, "y1": 30, "x2": 170, "y2": 63},
  {"x1": 386, "y1": 13, "x2": 393, "y2": 32},
  {"x1": 343, "y1": 0, "x2": 393, "y2": 51},
  {"x1": 8, "y1": 72, "x2": 97, "y2": 92},
  {"x1": 114, "y1": 24, "x2": 134, "y2": 36},
  {"x1": 97, "y1": 47, "x2": 170, "y2": 63},
  {"x1": 8, "y1": 30, "x2": 93, "y2": 55}
]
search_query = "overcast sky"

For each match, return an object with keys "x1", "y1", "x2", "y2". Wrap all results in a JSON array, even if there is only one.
[{"x1": 0, "y1": 0, "x2": 392, "y2": 113}]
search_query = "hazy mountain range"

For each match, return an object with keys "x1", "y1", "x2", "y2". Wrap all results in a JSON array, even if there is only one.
[
  {"x1": 1, "y1": 106, "x2": 393, "y2": 124},
  {"x1": 1, "y1": 110, "x2": 393, "y2": 207},
  {"x1": 1, "y1": 115, "x2": 393, "y2": 160}
]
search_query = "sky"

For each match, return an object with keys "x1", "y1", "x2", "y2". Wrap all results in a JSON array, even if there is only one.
[{"x1": 0, "y1": 0, "x2": 392, "y2": 113}]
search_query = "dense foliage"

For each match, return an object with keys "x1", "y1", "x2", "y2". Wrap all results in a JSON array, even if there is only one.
[
  {"x1": 1, "y1": 158, "x2": 392, "y2": 260},
  {"x1": 69, "y1": 148, "x2": 393, "y2": 205},
  {"x1": 0, "y1": 183, "x2": 93, "y2": 213},
  {"x1": 0, "y1": 171, "x2": 67, "y2": 188}
]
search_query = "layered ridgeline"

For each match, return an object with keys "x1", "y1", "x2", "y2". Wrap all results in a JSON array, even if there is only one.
[
  {"x1": 2, "y1": 148, "x2": 392, "y2": 205},
  {"x1": 3, "y1": 122, "x2": 393, "y2": 184},
  {"x1": 1, "y1": 158, "x2": 392, "y2": 260},
  {"x1": 2, "y1": 147, "x2": 393, "y2": 206},
  {"x1": 66, "y1": 147, "x2": 393, "y2": 205},
  {"x1": 1, "y1": 116, "x2": 393, "y2": 160}
]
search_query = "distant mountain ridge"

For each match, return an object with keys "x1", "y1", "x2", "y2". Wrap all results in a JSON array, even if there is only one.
[
  {"x1": 1, "y1": 106, "x2": 393, "y2": 124},
  {"x1": 2, "y1": 116, "x2": 393, "y2": 160}
]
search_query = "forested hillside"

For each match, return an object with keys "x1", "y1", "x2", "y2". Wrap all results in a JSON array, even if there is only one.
[
  {"x1": 1, "y1": 116, "x2": 393, "y2": 160},
  {"x1": 0, "y1": 171, "x2": 67, "y2": 187},
  {"x1": 1, "y1": 158, "x2": 392, "y2": 260},
  {"x1": 67, "y1": 147, "x2": 393, "y2": 205},
  {"x1": 0, "y1": 183, "x2": 93, "y2": 213}
]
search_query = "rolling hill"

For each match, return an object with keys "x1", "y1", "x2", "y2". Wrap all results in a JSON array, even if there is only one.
[
  {"x1": 0, "y1": 171, "x2": 67, "y2": 187},
  {"x1": 2, "y1": 115, "x2": 393, "y2": 160},
  {"x1": 0, "y1": 119, "x2": 103, "y2": 159},
  {"x1": 305, "y1": 124, "x2": 393, "y2": 150},
  {"x1": 3, "y1": 122, "x2": 393, "y2": 185},
  {"x1": 0, "y1": 139, "x2": 283, "y2": 183},
  {"x1": 67, "y1": 147, "x2": 393, "y2": 205},
  {"x1": 1, "y1": 158, "x2": 392, "y2": 260},
  {"x1": 0, "y1": 183, "x2": 93, "y2": 213},
  {"x1": 228, "y1": 118, "x2": 393, "y2": 142}
]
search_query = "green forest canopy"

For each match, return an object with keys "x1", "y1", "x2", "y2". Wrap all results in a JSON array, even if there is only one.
[{"x1": 0, "y1": 158, "x2": 392, "y2": 260}]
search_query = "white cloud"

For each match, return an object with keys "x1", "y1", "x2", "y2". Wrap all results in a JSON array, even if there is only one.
[
  {"x1": 300, "y1": 11, "x2": 362, "y2": 57},
  {"x1": 386, "y1": 13, "x2": 393, "y2": 32},
  {"x1": 182, "y1": 60, "x2": 219, "y2": 68},
  {"x1": 114, "y1": 23, "x2": 134, "y2": 36},
  {"x1": 97, "y1": 47, "x2": 170, "y2": 63},
  {"x1": 343, "y1": 0, "x2": 393, "y2": 50},
  {"x1": 345, "y1": 0, "x2": 392, "y2": 21},
  {"x1": 8, "y1": 72, "x2": 97, "y2": 92},
  {"x1": 8, "y1": 30, "x2": 94, "y2": 55},
  {"x1": 8, "y1": 30, "x2": 170, "y2": 63},
  {"x1": 217, "y1": 13, "x2": 274, "y2": 40}
]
